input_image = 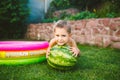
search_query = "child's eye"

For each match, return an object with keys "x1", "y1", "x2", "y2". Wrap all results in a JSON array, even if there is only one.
[
  {"x1": 56, "y1": 35, "x2": 59, "y2": 37},
  {"x1": 62, "y1": 35, "x2": 66, "y2": 37}
]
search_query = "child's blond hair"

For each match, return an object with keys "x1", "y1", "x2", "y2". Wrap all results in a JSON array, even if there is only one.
[{"x1": 53, "y1": 20, "x2": 71, "y2": 34}]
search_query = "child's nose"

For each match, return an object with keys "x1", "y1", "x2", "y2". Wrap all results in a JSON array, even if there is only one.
[{"x1": 58, "y1": 36, "x2": 62, "y2": 40}]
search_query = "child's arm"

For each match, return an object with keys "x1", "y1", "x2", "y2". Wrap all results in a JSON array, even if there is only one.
[
  {"x1": 46, "y1": 38, "x2": 57, "y2": 58},
  {"x1": 69, "y1": 38, "x2": 80, "y2": 57}
]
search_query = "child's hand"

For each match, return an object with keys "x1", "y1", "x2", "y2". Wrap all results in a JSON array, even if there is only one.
[
  {"x1": 70, "y1": 47, "x2": 80, "y2": 57},
  {"x1": 46, "y1": 48, "x2": 50, "y2": 58}
]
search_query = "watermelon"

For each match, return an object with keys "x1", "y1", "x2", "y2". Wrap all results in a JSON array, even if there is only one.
[{"x1": 47, "y1": 45, "x2": 77, "y2": 70}]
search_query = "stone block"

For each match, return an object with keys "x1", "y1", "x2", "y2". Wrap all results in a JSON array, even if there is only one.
[{"x1": 111, "y1": 42, "x2": 120, "y2": 49}]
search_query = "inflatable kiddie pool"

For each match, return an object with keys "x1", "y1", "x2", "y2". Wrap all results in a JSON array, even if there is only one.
[{"x1": 0, "y1": 41, "x2": 49, "y2": 65}]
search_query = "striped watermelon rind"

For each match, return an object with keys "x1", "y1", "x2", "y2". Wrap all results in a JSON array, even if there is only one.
[{"x1": 47, "y1": 45, "x2": 77, "y2": 70}]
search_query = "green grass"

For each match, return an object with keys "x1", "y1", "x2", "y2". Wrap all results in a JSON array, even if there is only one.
[{"x1": 0, "y1": 44, "x2": 120, "y2": 80}]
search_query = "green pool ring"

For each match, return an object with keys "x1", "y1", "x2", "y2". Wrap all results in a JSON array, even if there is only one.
[{"x1": 0, "y1": 56, "x2": 46, "y2": 65}]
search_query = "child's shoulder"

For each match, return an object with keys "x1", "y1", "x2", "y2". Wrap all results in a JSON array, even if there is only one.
[
  {"x1": 50, "y1": 38, "x2": 57, "y2": 42},
  {"x1": 69, "y1": 38, "x2": 75, "y2": 43},
  {"x1": 67, "y1": 38, "x2": 76, "y2": 46}
]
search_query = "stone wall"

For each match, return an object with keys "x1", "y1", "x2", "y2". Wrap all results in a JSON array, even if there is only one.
[{"x1": 25, "y1": 18, "x2": 120, "y2": 49}]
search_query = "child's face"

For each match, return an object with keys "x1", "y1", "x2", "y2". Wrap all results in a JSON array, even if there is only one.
[{"x1": 54, "y1": 27, "x2": 70, "y2": 46}]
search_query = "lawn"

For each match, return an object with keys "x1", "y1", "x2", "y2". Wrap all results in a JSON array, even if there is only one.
[{"x1": 0, "y1": 44, "x2": 120, "y2": 80}]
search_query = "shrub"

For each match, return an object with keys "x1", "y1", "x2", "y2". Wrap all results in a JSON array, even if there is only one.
[
  {"x1": 42, "y1": 11, "x2": 97, "y2": 23},
  {"x1": 106, "y1": 12, "x2": 116, "y2": 18},
  {"x1": 41, "y1": 18, "x2": 59, "y2": 23},
  {"x1": 69, "y1": 11, "x2": 97, "y2": 20},
  {"x1": 50, "y1": 0, "x2": 71, "y2": 10},
  {"x1": 0, "y1": 0, "x2": 29, "y2": 39}
]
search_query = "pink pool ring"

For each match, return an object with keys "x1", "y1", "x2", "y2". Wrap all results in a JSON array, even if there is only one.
[{"x1": 0, "y1": 41, "x2": 49, "y2": 65}]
